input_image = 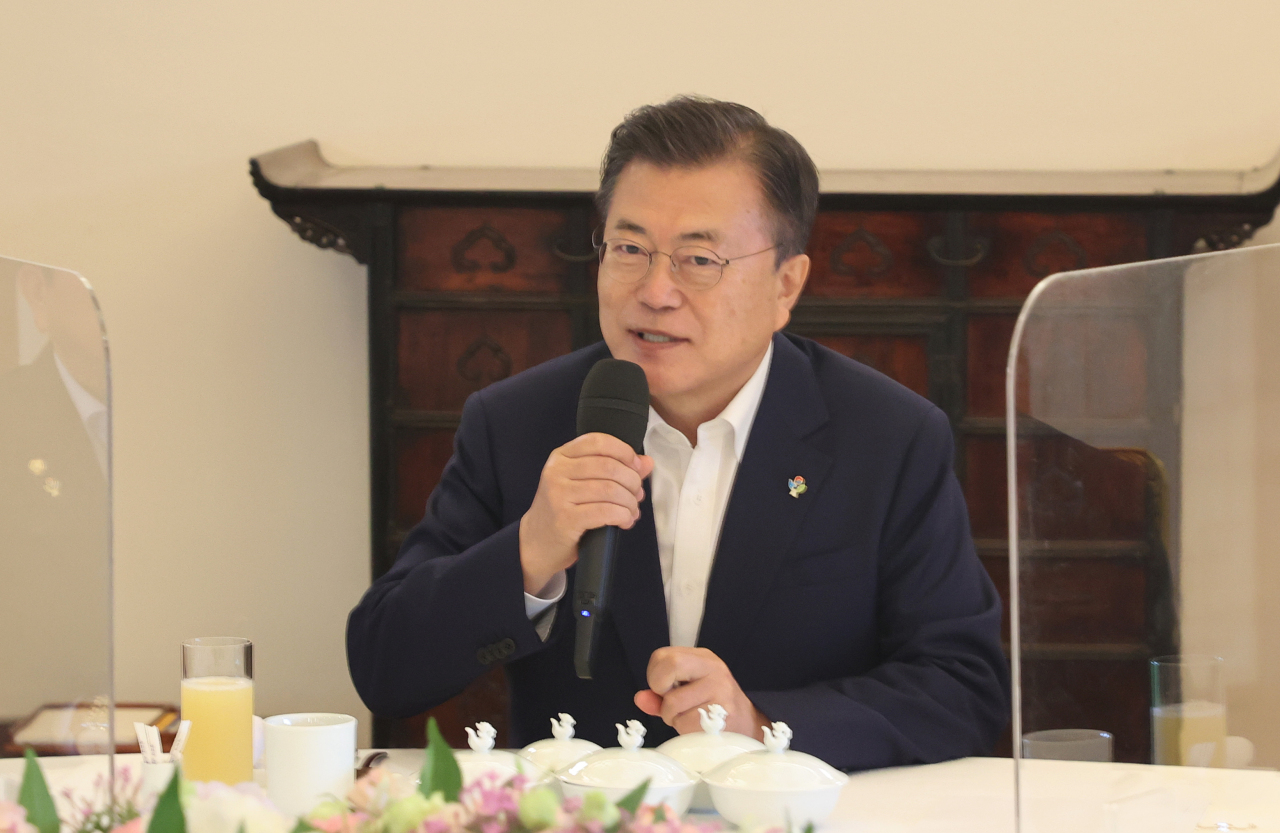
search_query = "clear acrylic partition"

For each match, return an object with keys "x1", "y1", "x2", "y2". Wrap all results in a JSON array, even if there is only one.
[
  {"x1": 1008, "y1": 243, "x2": 1280, "y2": 832},
  {"x1": 0, "y1": 257, "x2": 113, "y2": 794}
]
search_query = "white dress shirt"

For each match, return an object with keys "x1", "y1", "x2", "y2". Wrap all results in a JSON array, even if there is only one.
[{"x1": 525, "y1": 342, "x2": 774, "y2": 648}]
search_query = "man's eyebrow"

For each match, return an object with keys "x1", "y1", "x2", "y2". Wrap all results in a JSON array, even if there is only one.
[
  {"x1": 612, "y1": 219, "x2": 647, "y2": 235},
  {"x1": 610, "y1": 220, "x2": 722, "y2": 245},
  {"x1": 675, "y1": 229, "x2": 721, "y2": 244}
]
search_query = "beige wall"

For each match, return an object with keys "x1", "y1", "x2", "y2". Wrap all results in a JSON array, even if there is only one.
[
  {"x1": 3, "y1": 1, "x2": 1280, "y2": 748},
  {"x1": 1181, "y1": 251, "x2": 1280, "y2": 766}
]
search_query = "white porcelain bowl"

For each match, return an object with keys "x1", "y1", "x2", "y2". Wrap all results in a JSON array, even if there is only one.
[
  {"x1": 657, "y1": 730, "x2": 764, "y2": 811},
  {"x1": 704, "y1": 749, "x2": 848, "y2": 828},
  {"x1": 558, "y1": 748, "x2": 697, "y2": 817}
]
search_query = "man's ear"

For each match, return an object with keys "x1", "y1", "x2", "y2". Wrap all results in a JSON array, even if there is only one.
[
  {"x1": 16, "y1": 265, "x2": 49, "y2": 334},
  {"x1": 774, "y1": 252, "x2": 810, "y2": 330}
]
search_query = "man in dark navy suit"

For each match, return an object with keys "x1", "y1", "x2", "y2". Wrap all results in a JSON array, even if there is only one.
[{"x1": 347, "y1": 97, "x2": 1009, "y2": 770}]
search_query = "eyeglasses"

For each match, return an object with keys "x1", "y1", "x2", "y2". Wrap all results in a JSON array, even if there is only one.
[{"x1": 593, "y1": 228, "x2": 776, "y2": 290}]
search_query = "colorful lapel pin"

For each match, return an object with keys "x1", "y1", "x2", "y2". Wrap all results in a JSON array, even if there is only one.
[{"x1": 788, "y1": 475, "x2": 807, "y2": 498}]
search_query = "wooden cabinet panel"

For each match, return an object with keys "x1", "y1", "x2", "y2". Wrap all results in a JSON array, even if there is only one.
[
  {"x1": 968, "y1": 213, "x2": 1149, "y2": 298},
  {"x1": 805, "y1": 212, "x2": 945, "y2": 298},
  {"x1": 811, "y1": 334, "x2": 930, "y2": 396},
  {"x1": 399, "y1": 208, "x2": 576, "y2": 293},
  {"x1": 394, "y1": 429, "x2": 457, "y2": 530},
  {"x1": 971, "y1": 314, "x2": 1147, "y2": 421},
  {"x1": 1019, "y1": 558, "x2": 1147, "y2": 644},
  {"x1": 965, "y1": 437, "x2": 1008, "y2": 539},
  {"x1": 968, "y1": 434, "x2": 1144, "y2": 540},
  {"x1": 1018, "y1": 434, "x2": 1147, "y2": 541},
  {"x1": 397, "y1": 309, "x2": 574, "y2": 411},
  {"x1": 1020, "y1": 313, "x2": 1149, "y2": 421},
  {"x1": 1022, "y1": 658, "x2": 1150, "y2": 763},
  {"x1": 968, "y1": 315, "x2": 1018, "y2": 417},
  {"x1": 978, "y1": 554, "x2": 1011, "y2": 642},
  {"x1": 382, "y1": 668, "x2": 509, "y2": 750}
]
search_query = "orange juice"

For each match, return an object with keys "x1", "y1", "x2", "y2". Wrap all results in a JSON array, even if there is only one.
[
  {"x1": 1151, "y1": 700, "x2": 1227, "y2": 767},
  {"x1": 181, "y1": 676, "x2": 254, "y2": 783}
]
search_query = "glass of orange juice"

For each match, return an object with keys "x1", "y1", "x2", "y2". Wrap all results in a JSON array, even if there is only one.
[
  {"x1": 1151, "y1": 654, "x2": 1226, "y2": 767},
  {"x1": 181, "y1": 637, "x2": 254, "y2": 784}
]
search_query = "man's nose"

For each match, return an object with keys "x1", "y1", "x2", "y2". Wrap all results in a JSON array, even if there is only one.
[{"x1": 635, "y1": 253, "x2": 683, "y2": 308}]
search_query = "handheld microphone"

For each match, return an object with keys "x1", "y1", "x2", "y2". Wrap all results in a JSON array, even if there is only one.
[{"x1": 572, "y1": 358, "x2": 650, "y2": 679}]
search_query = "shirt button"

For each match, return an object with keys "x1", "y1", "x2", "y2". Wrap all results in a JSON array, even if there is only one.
[{"x1": 684, "y1": 581, "x2": 697, "y2": 594}]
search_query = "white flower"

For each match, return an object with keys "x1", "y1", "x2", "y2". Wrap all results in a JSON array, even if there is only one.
[{"x1": 183, "y1": 782, "x2": 293, "y2": 833}]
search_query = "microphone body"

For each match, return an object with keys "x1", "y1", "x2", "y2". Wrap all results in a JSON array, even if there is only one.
[{"x1": 572, "y1": 359, "x2": 649, "y2": 679}]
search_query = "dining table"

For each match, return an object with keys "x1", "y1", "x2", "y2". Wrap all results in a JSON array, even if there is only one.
[{"x1": 2, "y1": 751, "x2": 1277, "y2": 832}]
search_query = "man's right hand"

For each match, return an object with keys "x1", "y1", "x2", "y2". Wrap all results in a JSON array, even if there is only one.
[{"x1": 519, "y1": 433, "x2": 654, "y2": 595}]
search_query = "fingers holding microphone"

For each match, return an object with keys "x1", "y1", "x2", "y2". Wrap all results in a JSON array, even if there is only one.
[{"x1": 519, "y1": 432, "x2": 654, "y2": 594}]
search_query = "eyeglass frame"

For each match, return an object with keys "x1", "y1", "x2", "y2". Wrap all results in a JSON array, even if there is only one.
[{"x1": 592, "y1": 226, "x2": 777, "y2": 290}]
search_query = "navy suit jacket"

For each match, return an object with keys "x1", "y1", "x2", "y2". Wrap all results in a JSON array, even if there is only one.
[{"x1": 347, "y1": 332, "x2": 1009, "y2": 770}]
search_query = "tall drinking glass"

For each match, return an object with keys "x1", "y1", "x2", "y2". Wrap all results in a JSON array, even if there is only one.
[
  {"x1": 1151, "y1": 654, "x2": 1226, "y2": 767},
  {"x1": 181, "y1": 637, "x2": 254, "y2": 784}
]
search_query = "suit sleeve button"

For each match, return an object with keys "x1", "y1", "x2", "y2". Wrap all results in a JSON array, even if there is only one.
[{"x1": 499, "y1": 638, "x2": 516, "y2": 657}]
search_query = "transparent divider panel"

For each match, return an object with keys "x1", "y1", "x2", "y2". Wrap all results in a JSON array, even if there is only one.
[
  {"x1": 1008, "y1": 243, "x2": 1280, "y2": 832},
  {"x1": 0, "y1": 257, "x2": 113, "y2": 797}
]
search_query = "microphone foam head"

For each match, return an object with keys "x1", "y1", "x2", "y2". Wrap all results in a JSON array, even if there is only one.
[{"x1": 576, "y1": 359, "x2": 650, "y2": 454}]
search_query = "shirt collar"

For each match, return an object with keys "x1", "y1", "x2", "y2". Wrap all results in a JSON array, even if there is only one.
[
  {"x1": 645, "y1": 340, "x2": 774, "y2": 461},
  {"x1": 54, "y1": 352, "x2": 106, "y2": 425}
]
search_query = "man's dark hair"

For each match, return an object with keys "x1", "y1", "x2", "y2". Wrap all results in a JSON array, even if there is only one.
[{"x1": 596, "y1": 96, "x2": 820, "y2": 265}]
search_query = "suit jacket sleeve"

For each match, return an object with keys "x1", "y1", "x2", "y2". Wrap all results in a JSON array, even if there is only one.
[
  {"x1": 746, "y1": 406, "x2": 1009, "y2": 770},
  {"x1": 346, "y1": 391, "x2": 549, "y2": 719}
]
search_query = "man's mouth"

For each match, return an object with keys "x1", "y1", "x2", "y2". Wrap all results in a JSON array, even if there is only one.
[{"x1": 628, "y1": 328, "x2": 688, "y2": 349}]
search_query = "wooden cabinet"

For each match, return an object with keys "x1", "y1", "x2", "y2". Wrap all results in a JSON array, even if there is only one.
[{"x1": 251, "y1": 141, "x2": 1280, "y2": 759}]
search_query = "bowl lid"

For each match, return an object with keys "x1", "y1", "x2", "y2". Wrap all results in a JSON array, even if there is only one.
[
  {"x1": 454, "y1": 722, "x2": 551, "y2": 785},
  {"x1": 557, "y1": 720, "x2": 695, "y2": 788},
  {"x1": 520, "y1": 738, "x2": 602, "y2": 771},
  {"x1": 655, "y1": 704, "x2": 765, "y2": 773},
  {"x1": 703, "y1": 722, "x2": 848, "y2": 791},
  {"x1": 519, "y1": 713, "x2": 603, "y2": 772}
]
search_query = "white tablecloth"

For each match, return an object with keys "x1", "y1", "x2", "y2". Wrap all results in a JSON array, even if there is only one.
[{"x1": 2, "y1": 753, "x2": 1277, "y2": 832}]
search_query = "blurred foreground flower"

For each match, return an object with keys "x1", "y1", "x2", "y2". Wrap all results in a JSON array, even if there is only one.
[
  {"x1": 0, "y1": 802, "x2": 38, "y2": 833},
  {"x1": 183, "y1": 782, "x2": 290, "y2": 833}
]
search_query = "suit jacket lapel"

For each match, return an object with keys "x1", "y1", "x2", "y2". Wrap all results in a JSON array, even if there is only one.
[
  {"x1": 698, "y1": 335, "x2": 834, "y2": 668},
  {"x1": 607, "y1": 490, "x2": 669, "y2": 688}
]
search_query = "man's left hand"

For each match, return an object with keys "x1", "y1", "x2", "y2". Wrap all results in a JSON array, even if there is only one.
[{"x1": 634, "y1": 647, "x2": 769, "y2": 738}]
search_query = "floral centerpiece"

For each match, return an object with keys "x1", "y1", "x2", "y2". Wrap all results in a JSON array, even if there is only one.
[{"x1": 3, "y1": 719, "x2": 728, "y2": 833}]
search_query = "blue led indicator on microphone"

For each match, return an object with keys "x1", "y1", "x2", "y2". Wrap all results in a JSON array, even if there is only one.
[{"x1": 580, "y1": 610, "x2": 591, "y2": 617}]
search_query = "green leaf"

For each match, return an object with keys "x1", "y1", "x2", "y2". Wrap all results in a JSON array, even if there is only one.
[
  {"x1": 18, "y1": 749, "x2": 59, "y2": 833},
  {"x1": 651, "y1": 805, "x2": 666, "y2": 823},
  {"x1": 290, "y1": 820, "x2": 319, "y2": 833},
  {"x1": 614, "y1": 778, "x2": 650, "y2": 816},
  {"x1": 418, "y1": 717, "x2": 462, "y2": 803},
  {"x1": 145, "y1": 766, "x2": 186, "y2": 833}
]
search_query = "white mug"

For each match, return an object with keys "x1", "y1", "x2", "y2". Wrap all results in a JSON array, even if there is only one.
[{"x1": 264, "y1": 713, "x2": 357, "y2": 817}]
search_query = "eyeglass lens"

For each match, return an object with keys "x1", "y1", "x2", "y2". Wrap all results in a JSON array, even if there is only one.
[{"x1": 599, "y1": 239, "x2": 724, "y2": 288}]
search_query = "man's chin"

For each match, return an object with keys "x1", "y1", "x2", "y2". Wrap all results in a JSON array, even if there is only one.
[{"x1": 639, "y1": 369, "x2": 695, "y2": 407}]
